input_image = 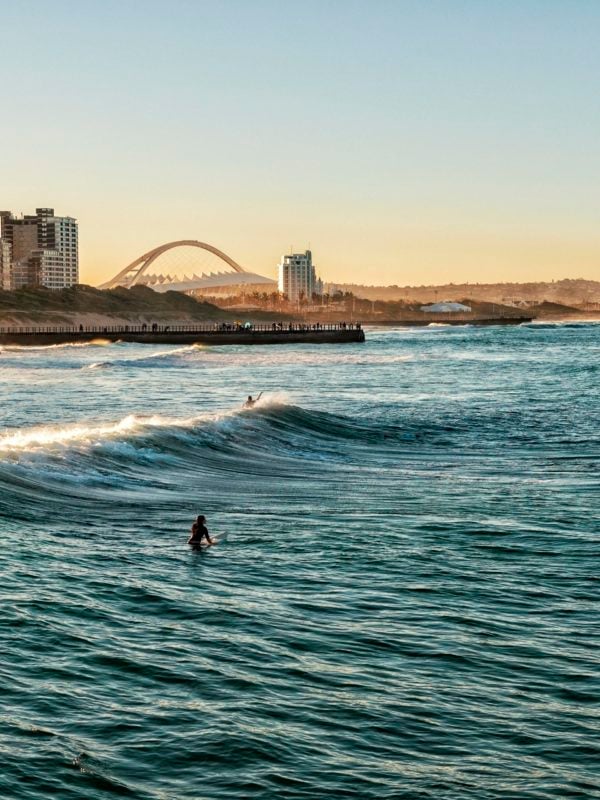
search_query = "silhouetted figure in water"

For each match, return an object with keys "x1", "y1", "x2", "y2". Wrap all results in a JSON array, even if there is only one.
[
  {"x1": 188, "y1": 514, "x2": 213, "y2": 546},
  {"x1": 244, "y1": 392, "x2": 263, "y2": 408}
]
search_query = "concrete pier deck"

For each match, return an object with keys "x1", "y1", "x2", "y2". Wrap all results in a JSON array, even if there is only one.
[{"x1": 0, "y1": 323, "x2": 365, "y2": 347}]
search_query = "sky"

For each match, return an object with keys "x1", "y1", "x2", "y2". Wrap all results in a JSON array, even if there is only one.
[{"x1": 2, "y1": 0, "x2": 599, "y2": 287}]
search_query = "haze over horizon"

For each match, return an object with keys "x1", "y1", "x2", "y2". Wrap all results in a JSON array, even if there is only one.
[{"x1": 2, "y1": 1, "x2": 599, "y2": 287}]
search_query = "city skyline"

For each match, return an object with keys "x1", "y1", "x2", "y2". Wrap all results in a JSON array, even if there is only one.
[{"x1": 3, "y1": 1, "x2": 600, "y2": 287}]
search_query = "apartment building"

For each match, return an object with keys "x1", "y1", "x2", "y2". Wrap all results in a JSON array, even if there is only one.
[
  {"x1": 0, "y1": 237, "x2": 11, "y2": 290},
  {"x1": 0, "y1": 207, "x2": 79, "y2": 289},
  {"x1": 278, "y1": 250, "x2": 323, "y2": 303}
]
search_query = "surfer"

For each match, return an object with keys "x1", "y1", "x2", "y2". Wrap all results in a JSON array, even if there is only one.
[
  {"x1": 188, "y1": 514, "x2": 213, "y2": 546},
  {"x1": 243, "y1": 392, "x2": 263, "y2": 408}
]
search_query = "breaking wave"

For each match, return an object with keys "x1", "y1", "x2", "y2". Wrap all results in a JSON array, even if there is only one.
[
  {"x1": 0, "y1": 402, "x2": 400, "y2": 459},
  {"x1": 85, "y1": 344, "x2": 207, "y2": 370},
  {"x1": 1, "y1": 339, "x2": 113, "y2": 352}
]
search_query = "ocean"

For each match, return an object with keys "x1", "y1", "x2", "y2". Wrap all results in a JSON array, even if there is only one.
[{"x1": 1, "y1": 323, "x2": 598, "y2": 799}]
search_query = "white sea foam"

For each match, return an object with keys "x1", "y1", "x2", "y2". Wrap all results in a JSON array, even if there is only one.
[
  {"x1": 130, "y1": 344, "x2": 207, "y2": 361},
  {"x1": 83, "y1": 343, "x2": 206, "y2": 369},
  {"x1": 71, "y1": 346, "x2": 412, "y2": 372},
  {"x1": 527, "y1": 319, "x2": 600, "y2": 326},
  {"x1": 0, "y1": 391, "x2": 296, "y2": 455},
  {"x1": 250, "y1": 390, "x2": 290, "y2": 408},
  {"x1": 1, "y1": 339, "x2": 113, "y2": 352},
  {"x1": 175, "y1": 350, "x2": 412, "y2": 368},
  {"x1": 0, "y1": 414, "x2": 192, "y2": 453}
]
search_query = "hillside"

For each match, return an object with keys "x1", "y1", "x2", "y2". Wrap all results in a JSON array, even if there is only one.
[
  {"x1": 326, "y1": 278, "x2": 600, "y2": 306},
  {"x1": 0, "y1": 284, "x2": 286, "y2": 326}
]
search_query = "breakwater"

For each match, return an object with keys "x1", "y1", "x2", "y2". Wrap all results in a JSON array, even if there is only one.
[
  {"x1": 0, "y1": 322, "x2": 365, "y2": 347},
  {"x1": 359, "y1": 315, "x2": 533, "y2": 326}
]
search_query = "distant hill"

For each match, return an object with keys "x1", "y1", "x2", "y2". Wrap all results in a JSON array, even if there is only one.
[
  {"x1": 0, "y1": 284, "x2": 286, "y2": 325},
  {"x1": 0, "y1": 284, "x2": 224, "y2": 318},
  {"x1": 325, "y1": 278, "x2": 600, "y2": 306},
  {"x1": 527, "y1": 301, "x2": 583, "y2": 317}
]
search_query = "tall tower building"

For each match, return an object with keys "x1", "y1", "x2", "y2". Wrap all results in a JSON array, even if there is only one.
[
  {"x1": 0, "y1": 208, "x2": 79, "y2": 289},
  {"x1": 278, "y1": 250, "x2": 322, "y2": 303}
]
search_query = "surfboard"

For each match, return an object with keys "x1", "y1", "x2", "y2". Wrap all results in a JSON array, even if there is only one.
[
  {"x1": 187, "y1": 532, "x2": 227, "y2": 548},
  {"x1": 188, "y1": 534, "x2": 227, "y2": 548}
]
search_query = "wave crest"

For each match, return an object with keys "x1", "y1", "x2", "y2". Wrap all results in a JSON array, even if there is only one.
[
  {"x1": 1, "y1": 339, "x2": 113, "y2": 352},
  {"x1": 0, "y1": 399, "x2": 400, "y2": 460}
]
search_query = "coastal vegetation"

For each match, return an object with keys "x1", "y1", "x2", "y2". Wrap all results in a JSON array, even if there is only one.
[
  {"x1": 205, "y1": 290, "x2": 587, "y2": 321},
  {"x1": 0, "y1": 284, "x2": 593, "y2": 328}
]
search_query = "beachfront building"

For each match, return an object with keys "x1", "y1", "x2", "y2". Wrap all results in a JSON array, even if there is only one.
[
  {"x1": 0, "y1": 208, "x2": 78, "y2": 289},
  {"x1": 0, "y1": 237, "x2": 12, "y2": 290},
  {"x1": 278, "y1": 250, "x2": 323, "y2": 303}
]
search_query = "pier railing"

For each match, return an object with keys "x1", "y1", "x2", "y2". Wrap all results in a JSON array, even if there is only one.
[{"x1": 0, "y1": 322, "x2": 362, "y2": 335}]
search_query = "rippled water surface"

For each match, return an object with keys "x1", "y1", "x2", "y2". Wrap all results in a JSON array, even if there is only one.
[{"x1": 1, "y1": 323, "x2": 599, "y2": 799}]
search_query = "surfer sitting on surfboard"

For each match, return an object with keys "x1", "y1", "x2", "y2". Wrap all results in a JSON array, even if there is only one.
[
  {"x1": 243, "y1": 392, "x2": 263, "y2": 408},
  {"x1": 188, "y1": 514, "x2": 213, "y2": 546}
]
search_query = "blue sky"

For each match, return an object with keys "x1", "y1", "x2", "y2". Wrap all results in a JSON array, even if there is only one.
[{"x1": 2, "y1": 1, "x2": 599, "y2": 285}]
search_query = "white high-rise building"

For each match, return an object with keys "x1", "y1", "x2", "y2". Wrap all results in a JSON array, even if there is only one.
[
  {"x1": 278, "y1": 250, "x2": 322, "y2": 303},
  {"x1": 0, "y1": 208, "x2": 78, "y2": 289}
]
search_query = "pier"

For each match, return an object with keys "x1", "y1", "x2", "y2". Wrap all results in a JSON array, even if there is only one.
[{"x1": 0, "y1": 322, "x2": 365, "y2": 347}]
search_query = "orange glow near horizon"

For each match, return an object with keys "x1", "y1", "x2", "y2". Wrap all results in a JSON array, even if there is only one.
[{"x1": 81, "y1": 225, "x2": 600, "y2": 289}]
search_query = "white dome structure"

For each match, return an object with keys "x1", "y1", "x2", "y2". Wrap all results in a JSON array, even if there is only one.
[
  {"x1": 420, "y1": 302, "x2": 472, "y2": 313},
  {"x1": 99, "y1": 240, "x2": 276, "y2": 295}
]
